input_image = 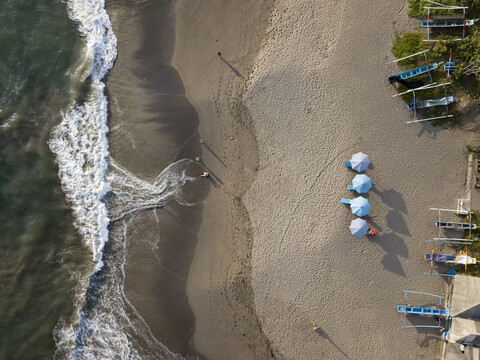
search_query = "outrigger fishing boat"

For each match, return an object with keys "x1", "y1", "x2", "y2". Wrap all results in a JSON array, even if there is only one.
[
  {"x1": 422, "y1": 18, "x2": 475, "y2": 28},
  {"x1": 387, "y1": 50, "x2": 438, "y2": 91},
  {"x1": 388, "y1": 62, "x2": 438, "y2": 84},
  {"x1": 407, "y1": 96, "x2": 454, "y2": 110},
  {"x1": 397, "y1": 290, "x2": 450, "y2": 330},
  {"x1": 435, "y1": 221, "x2": 477, "y2": 230},
  {"x1": 425, "y1": 253, "x2": 477, "y2": 265},
  {"x1": 427, "y1": 210, "x2": 476, "y2": 276},
  {"x1": 422, "y1": 0, "x2": 472, "y2": 42},
  {"x1": 393, "y1": 82, "x2": 454, "y2": 124},
  {"x1": 397, "y1": 305, "x2": 450, "y2": 317}
]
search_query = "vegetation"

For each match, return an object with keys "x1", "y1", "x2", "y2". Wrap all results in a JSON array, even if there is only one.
[
  {"x1": 408, "y1": 0, "x2": 470, "y2": 18},
  {"x1": 392, "y1": 0, "x2": 480, "y2": 126}
]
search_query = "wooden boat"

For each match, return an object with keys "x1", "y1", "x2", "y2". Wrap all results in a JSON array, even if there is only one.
[
  {"x1": 397, "y1": 305, "x2": 450, "y2": 317},
  {"x1": 425, "y1": 253, "x2": 476, "y2": 264},
  {"x1": 407, "y1": 96, "x2": 454, "y2": 109},
  {"x1": 435, "y1": 221, "x2": 477, "y2": 230},
  {"x1": 421, "y1": 19, "x2": 475, "y2": 27},
  {"x1": 390, "y1": 63, "x2": 438, "y2": 82}
]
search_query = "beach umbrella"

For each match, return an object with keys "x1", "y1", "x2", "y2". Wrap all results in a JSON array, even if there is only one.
[
  {"x1": 348, "y1": 174, "x2": 372, "y2": 194},
  {"x1": 340, "y1": 196, "x2": 371, "y2": 217},
  {"x1": 350, "y1": 196, "x2": 371, "y2": 216},
  {"x1": 349, "y1": 218, "x2": 369, "y2": 238},
  {"x1": 350, "y1": 152, "x2": 370, "y2": 172}
]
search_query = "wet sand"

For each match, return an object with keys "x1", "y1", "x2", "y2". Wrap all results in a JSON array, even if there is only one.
[
  {"x1": 173, "y1": 0, "x2": 275, "y2": 358},
  {"x1": 105, "y1": 0, "x2": 204, "y2": 356},
  {"x1": 105, "y1": 0, "x2": 273, "y2": 357}
]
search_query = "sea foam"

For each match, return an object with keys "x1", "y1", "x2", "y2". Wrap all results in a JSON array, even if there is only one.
[
  {"x1": 49, "y1": 1, "x2": 196, "y2": 358},
  {"x1": 49, "y1": 0, "x2": 117, "y2": 273}
]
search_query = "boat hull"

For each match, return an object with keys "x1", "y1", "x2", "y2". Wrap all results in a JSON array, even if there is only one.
[
  {"x1": 407, "y1": 96, "x2": 455, "y2": 110},
  {"x1": 396, "y1": 63, "x2": 438, "y2": 81},
  {"x1": 397, "y1": 306, "x2": 450, "y2": 317},
  {"x1": 421, "y1": 19, "x2": 475, "y2": 28}
]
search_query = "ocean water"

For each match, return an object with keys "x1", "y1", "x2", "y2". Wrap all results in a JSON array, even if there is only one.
[
  {"x1": 0, "y1": 0, "x2": 88, "y2": 359},
  {"x1": 1, "y1": 1, "x2": 204, "y2": 359}
]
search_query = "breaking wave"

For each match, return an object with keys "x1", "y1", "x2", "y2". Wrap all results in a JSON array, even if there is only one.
[
  {"x1": 48, "y1": 1, "x2": 200, "y2": 358},
  {"x1": 48, "y1": 0, "x2": 117, "y2": 273}
]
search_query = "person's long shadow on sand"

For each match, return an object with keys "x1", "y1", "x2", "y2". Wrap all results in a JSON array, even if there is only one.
[
  {"x1": 313, "y1": 328, "x2": 349, "y2": 358},
  {"x1": 201, "y1": 141, "x2": 227, "y2": 168},
  {"x1": 200, "y1": 162, "x2": 223, "y2": 188},
  {"x1": 218, "y1": 53, "x2": 244, "y2": 79}
]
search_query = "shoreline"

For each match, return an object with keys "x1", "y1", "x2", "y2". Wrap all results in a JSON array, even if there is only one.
[
  {"x1": 102, "y1": 0, "x2": 480, "y2": 358},
  {"x1": 104, "y1": 0, "x2": 275, "y2": 357},
  {"x1": 105, "y1": 0, "x2": 206, "y2": 356},
  {"x1": 173, "y1": 0, "x2": 275, "y2": 358}
]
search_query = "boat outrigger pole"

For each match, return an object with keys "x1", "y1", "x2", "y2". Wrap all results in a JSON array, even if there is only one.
[
  {"x1": 387, "y1": 50, "x2": 438, "y2": 92},
  {"x1": 398, "y1": 290, "x2": 449, "y2": 329},
  {"x1": 396, "y1": 82, "x2": 454, "y2": 124}
]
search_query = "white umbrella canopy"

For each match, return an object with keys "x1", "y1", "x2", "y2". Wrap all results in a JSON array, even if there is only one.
[
  {"x1": 349, "y1": 218, "x2": 369, "y2": 237},
  {"x1": 350, "y1": 152, "x2": 370, "y2": 172}
]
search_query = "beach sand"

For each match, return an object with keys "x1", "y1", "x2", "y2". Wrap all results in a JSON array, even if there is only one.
[
  {"x1": 106, "y1": 0, "x2": 274, "y2": 357},
  {"x1": 105, "y1": 0, "x2": 480, "y2": 358},
  {"x1": 105, "y1": 0, "x2": 206, "y2": 356},
  {"x1": 244, "y1": 1, "x2": 480, "y2": 359},
  {"x1": 173, "y1": 1, "x2": 275, "y2": 358}
]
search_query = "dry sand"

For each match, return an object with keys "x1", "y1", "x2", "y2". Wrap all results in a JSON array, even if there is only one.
[{"x1": 244, "y1": 1, "x2": 480, "y2": 359}]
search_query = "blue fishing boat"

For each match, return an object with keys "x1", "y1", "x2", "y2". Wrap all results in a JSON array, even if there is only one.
[
  {"x1": 425, "y1": 253, "x2": 456, "y2": 262},
  {"x1": 421, "y1": 19, "x2": 475, "y2": 27},
  {"x1": 435, "y1": 221, "x2": 477, "y2": 230},
  {"x1": 393, "y1": 63, "x2": 438, "y2": 81},
  {"x1": 407, "y1": 96, "x2": 455, "y2": 110},
  {"x1": 397, "y1": 290, "x2": 449, "y2": 329},
  {"x1": 397, "y1": 306, "x2": 450, "y2": 317}
]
